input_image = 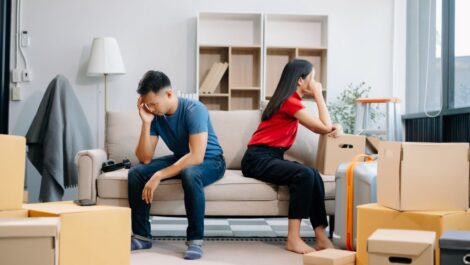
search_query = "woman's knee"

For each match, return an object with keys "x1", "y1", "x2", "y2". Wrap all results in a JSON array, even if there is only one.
[{"x1": 294, "y1": 167, "x2": 316, "y2": 185}]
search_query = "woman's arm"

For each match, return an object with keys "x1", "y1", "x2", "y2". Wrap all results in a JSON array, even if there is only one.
[{"x1": 295, "y1": 81, "x2": 334, "y2": 134}]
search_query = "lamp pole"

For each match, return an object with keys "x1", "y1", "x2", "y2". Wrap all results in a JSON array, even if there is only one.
[{"x1": 103, "y1": 73, "x2": 108, "y2": 150}]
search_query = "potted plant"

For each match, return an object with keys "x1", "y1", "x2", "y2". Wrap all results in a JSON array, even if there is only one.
[{"x1": 328, "y1": 82, "x2": 383, "y2": 135}]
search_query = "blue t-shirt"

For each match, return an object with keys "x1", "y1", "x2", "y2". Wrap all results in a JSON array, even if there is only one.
[{"x1": 150, "y1": 97, "x2": 223, "y2": 159}]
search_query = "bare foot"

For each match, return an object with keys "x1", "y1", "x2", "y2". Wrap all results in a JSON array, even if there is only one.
[
  {"x1": 313, "y1": 237, "x2": 335, "y2": 251},
  {"x1": 286, "y1": 237, "x2": 316, "y2": 254}
]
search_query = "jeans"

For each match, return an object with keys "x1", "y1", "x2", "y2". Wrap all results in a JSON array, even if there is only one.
[
  {"x1": 241, "y1": 145, "x2": 328, "y2": 229},
  {"x1": 128, "y1": 154, "x2": 226, "y2": 245}
]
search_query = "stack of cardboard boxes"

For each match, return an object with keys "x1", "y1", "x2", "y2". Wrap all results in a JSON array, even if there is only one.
[
  {"x1": 307, "y1": 135, "x2": 470, "y2": 265},
  {"x1": 0, "y1": 134, "x2": 132, "y2": 265},
  {"x1": 356, "y1": 141, "x2": 470, "y2": 265}
]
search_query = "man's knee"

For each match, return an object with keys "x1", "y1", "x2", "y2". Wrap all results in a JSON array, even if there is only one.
[
  {"x1": 128, "y1": 164, "x2": 146, "y2": 187},
  {"x1": 180, "y1": 166, "x2": 202, "y2": 188}
]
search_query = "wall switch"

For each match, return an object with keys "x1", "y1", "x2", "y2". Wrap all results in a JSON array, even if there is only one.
[
  {"x1": 11, "y1": 69, "x2": 22, "y2": 82},
  {"x1": 22, "y1": 70, "x2": 31, "y2": 82},
  {"x1": 21, "y1": 31, "x2": 31, "y2": 47},
  {"x1": 11, "y1": 85, "x2": 22, "y2": 101}
]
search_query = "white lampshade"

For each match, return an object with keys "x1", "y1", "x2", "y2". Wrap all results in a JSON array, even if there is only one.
[{"x1": 87, "y1": 37, "x2": 126, "y2": 76}]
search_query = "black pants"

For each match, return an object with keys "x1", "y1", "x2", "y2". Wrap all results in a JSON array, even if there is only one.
[{"x1": 241, "y1": 145, "x2": 329, "y2": 229}]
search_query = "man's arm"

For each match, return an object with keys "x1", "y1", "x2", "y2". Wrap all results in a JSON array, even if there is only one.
[
  {"x1": 153, "y1": 132, "x2": 207, "y2": 180},
  {"x1": 135, "y1": 122, "x2": 158, "y2": 164},
  {"x1": 142, "y1": 132, "x2": 207, "y2": 204},
  {"x1": 135, "y1": 96, "x2": 158, "y2": 164}
]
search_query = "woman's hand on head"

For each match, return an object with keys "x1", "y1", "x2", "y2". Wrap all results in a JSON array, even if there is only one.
[{"x1": 309, "y1": 80, "x2": 323, "y2": 99}]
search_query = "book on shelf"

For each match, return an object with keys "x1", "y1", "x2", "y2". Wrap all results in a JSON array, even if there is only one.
[
  {"x1": 199, "y1": 62, "x2": 228, "y2": 94},
  {"x1": 199, "y1": 63, "x2": 218, "y2": 94}
]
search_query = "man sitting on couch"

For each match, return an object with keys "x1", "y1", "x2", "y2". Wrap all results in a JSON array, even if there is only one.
[{"x1": 128, "y1": 70, "x2": 226, "y2": 260}]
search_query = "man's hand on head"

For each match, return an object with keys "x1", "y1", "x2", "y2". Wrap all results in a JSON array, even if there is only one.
[{"x1": 137, "y1": 96, "x2": 154, "y2": 124}]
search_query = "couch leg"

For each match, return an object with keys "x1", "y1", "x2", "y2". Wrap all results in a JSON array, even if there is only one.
[{"x1": 328, "y1": 215, "x2": 335, "y2": 239}]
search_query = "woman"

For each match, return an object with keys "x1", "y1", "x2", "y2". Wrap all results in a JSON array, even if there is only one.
[{"x1": 241, "y1": 59, "x2": 341, "y2": 254}]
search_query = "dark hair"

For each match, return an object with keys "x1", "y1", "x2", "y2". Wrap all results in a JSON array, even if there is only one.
[
  {"x1": 136, "y1": 70, "x2": 171, "y2": 95},
  {"x1": 262, "y1": 59, "x2": 313, "y2": 121}
]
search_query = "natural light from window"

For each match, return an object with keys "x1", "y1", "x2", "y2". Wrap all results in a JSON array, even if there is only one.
[{"x1": 454, "y1": 0, "x2": 470, "y2": 108}]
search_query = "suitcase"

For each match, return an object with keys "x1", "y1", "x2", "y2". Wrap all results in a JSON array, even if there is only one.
[
  {"x1": 440, "y1": 230, "x2": 470, "y2": 265},
  {"x1": 333, "y1": 154, "x2": 377, "y2": 250}
]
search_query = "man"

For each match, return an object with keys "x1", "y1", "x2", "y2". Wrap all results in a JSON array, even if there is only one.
[{"x1": 128, "y1": 70, "x2": 226, "y2": 260}]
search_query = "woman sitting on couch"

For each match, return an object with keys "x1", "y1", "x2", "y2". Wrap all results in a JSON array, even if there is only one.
[{"x1": 241, "y1": 59, "x2": 341, "y2": 254}]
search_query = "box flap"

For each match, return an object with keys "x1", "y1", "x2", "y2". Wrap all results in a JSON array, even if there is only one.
[
  {"x1": 24, "y1": 201, "x2": 125, "y2": 215},
  {"x1": 303, "y1": 249, "x2": 356, "y2": 265},
  {"x1": 377, "y1": 141, "x2": 402, "y2": 210},
  {"x1": 0, "y1": 209, "x2": 28, "y2": 218},
  {"x1": 440, "y1": 230, "x2": 470, "y2": 251},
  {"x1": 358, "y1": 203, "x2": 466, "y2": 217},
  {"x1": 366, "y1": 136, "x2": 380, "y2": 154},
  {"x1": 368, "y1": 229, "x2": 435, "y2": 257},
  {"x1": 0, "y1": 217, "x2": 59, "y2": 237}
]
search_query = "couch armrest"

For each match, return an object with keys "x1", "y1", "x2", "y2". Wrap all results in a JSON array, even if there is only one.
[{"x1": 75, "y1": 149, "x2": 107, "y2": 202}]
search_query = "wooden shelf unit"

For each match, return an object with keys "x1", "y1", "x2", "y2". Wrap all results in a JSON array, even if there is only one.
[
  {"x1": 197, "y1": 13, "x2": 328, "y2": 110},
  {"x1": 264, "y1": 14, "x2": 328, "y2": 101},
  {"x1": 197, "y1": 13, "x2": 262, "y2": 110}
]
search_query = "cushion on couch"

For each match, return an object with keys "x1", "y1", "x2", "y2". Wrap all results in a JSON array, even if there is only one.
[{"x1": 97, "y1": 169, "x2": 279, "y2": 201}]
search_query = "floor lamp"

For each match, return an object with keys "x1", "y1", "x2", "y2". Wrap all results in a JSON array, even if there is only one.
[{"x1": 87, "y1": 37, "x2": 126, "y2": 148}]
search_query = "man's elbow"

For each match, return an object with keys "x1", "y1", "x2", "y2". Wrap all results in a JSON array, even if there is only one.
[
  {"x1": 192, "y1": 155, "x2": 205, "y2": 165},
  {"x1": 141, "y1": 158, "x2": 152, "y2": 165},
  {"x1": 136, "y1": 152, "x2": 152, "y2": 165}
]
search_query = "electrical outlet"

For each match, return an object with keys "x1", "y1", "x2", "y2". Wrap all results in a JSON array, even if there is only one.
[
  {"x1": 21, "y1": 31, "x2": 31, "y2": 47},
  {"x1": 11, "y1": 69, "x2": 22, "y2": 83},
  {"x1": 11, "y1": 85, "x2": 22, "y2": 101},
  {"x1": 22, "y1": 70, "x2": 31, "y2": 82}
]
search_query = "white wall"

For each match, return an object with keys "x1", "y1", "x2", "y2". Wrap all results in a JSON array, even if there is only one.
[{"x1": 9, "y1": 0, "x2": 399, "y2": 202}]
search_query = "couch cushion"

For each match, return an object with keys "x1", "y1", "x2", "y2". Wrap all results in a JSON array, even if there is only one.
[
  {"x1": 209, "y1": 110, "x2": 260, "y2": 169},
  {"x1": 278, "y1": 174, "x2": 336, "y2": 201},
  {"x1": 106, "y1": 112, "x2": 172, "y2": 166},
  {"x1": 97, "y1": 169, "x2": 278, "y2": 201}
]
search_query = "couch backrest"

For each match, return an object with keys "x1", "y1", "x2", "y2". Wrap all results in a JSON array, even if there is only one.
[{"x1": 106, "y1": 100, "x2": 320, "y2": 169}]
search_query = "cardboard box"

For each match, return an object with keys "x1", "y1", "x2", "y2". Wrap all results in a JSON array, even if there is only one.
[
  {"x1": 356, "y1": 203, "x2": 470, "y2": 265},
  {"x1": 316, "y1": 134, "x2": 366, "y2": 175},
  {"x1": 0, "y1": 217, "x2": 59, "y2": 265},
  {"x1": 378, "y1": 141, "x2": 469, "y2": 211},
  {"x1": 24, "y1": 201, "x2": 131, "y2": 265},
  {"x1": 303, "y1": 249, "x2": 355, "y2": 265},
  {"x1": 367, "y1": 229, "x2": 435, "y2": 265},
  {"x1": 0, "y1": 134, "x2": 26, "y2": 211},
  {"x1": 0, "y1": 209, "x2": 28, "y2": 218}
]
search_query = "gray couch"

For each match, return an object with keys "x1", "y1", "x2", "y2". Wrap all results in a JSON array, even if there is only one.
[{"x1": 75, "y1": 101, "x2": 335, "y2": 222}]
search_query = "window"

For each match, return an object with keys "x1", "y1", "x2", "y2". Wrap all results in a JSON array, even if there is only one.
[
  {"x1": 406, "y1": 0, "x2": 443, "y2": 115},
  {"x1": 404, "y1": 0, "x2": 470, "y2": 143},
  {"x1": 453, "y1": 0, "x2": 470, "y2": 108}
]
